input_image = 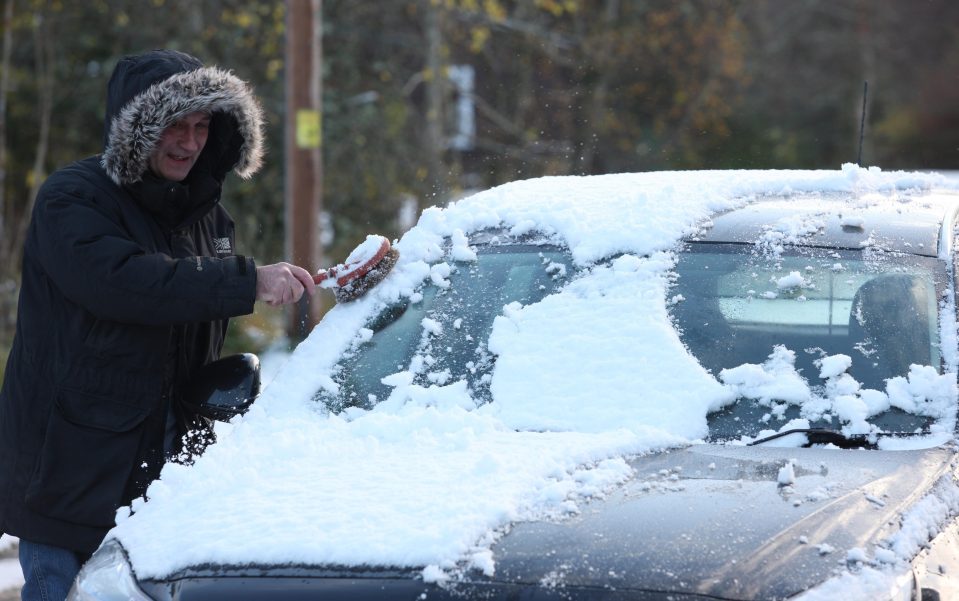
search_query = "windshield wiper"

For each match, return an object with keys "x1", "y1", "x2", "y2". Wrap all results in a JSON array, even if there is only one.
[{"x1": 747, "y1": 428, "x2": 879, "y2": 450}]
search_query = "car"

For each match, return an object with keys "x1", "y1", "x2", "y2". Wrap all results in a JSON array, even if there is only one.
[{"x1": 69, "y1": 166, "x2": 959, "y2": 601}]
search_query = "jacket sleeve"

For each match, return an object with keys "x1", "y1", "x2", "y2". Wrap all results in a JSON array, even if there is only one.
[{"x1": 28, "y1": 177, "x2": 258, "y2": 326}]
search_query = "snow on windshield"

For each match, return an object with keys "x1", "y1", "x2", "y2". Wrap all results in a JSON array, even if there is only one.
[{"x1": 110, "y1": 165, "x2": 959, "y2": 580}]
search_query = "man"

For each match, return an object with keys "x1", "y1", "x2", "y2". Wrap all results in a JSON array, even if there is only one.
[{"x1": 0, "y1": 49, "x2": 315, "y2": 599}]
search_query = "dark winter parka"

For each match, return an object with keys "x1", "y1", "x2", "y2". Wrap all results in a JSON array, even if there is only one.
[{"x1": 0, "y1": 50, "x2": 264, "y2": 554}]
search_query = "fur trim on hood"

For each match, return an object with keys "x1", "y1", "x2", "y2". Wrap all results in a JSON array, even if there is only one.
[{"x1": 101, "y1": 62, "x2": 264, "y2": 186}]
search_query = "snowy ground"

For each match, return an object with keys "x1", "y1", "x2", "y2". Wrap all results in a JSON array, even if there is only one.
[{"x1": 0, "y1": 536, "x2": 21, "y2": 598}]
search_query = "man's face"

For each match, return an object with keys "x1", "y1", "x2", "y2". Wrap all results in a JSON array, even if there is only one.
[{"x1": 148, "y1": 111, "x2": 211, "y2": 182}]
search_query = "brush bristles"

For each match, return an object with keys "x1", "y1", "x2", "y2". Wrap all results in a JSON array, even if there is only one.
[{"x1": 334, "y1": 248, "x2": 400, "y2": 303}]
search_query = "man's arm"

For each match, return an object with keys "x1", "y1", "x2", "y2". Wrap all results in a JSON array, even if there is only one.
[{"x1": 31, "y1": 186, "x2": 312, "y2": 325}]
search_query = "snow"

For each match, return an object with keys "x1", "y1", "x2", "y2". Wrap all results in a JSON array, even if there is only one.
[
  {"x1": 106, "y1": 165, "x2": 959, "y2": 588},
  {"x1": 776, "y1": 270, "x2": 807, "y2": 289},
  {"x1": 719, "y1": 345, "x2": 957, "y2": 444},
  {"x1": 797, "y1": 474, "x2": 959, "y2": 600},
  {"x1": 344, "y1": 234, "x2": 388, "y2": 265},
  {"x1": 840, "y1": 214, "x2": 865, "y2": 228},
  {"x1": 449, "y1": 228, "x2": 477, "y2": 262},
  {"x1": 819, "y1": 354, "x2": 853, "y2": 379},
  {"x1": 0, "y1": 536, "x2": 21, "y2": 593},
  {"x1": 777, "y1": 460, "x2": 796, "y2": 486},
  {"x1": 720, "y1": 346, "x2": 813, "y2": 407},
  {"x1": 482, "y1": 251, "x2": 729, "y2": 435},
  {"x1": 0, "y1": 561, "x2": 22, "y2": 594}
]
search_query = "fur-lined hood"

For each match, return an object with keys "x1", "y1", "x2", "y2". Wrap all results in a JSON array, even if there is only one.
[{"x1": 101, "y1": 50, "x2": 264, "y2": 186}]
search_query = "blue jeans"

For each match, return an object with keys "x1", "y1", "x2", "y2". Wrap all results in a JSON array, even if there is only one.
[{"x1": 18, "y1": 539, "x2": 89, "y2": 601}]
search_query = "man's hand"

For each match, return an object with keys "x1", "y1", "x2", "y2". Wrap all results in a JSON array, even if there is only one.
[{"x1": 255, "y1": 263, "x2": 316, "y2": 306}]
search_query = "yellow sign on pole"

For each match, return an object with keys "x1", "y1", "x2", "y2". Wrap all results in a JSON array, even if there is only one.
[{"x1": 296, "y1": 109, "x2": 322, "y2": 149}]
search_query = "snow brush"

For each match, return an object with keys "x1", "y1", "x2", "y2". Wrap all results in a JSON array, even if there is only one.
[{"x1": 313, "y1": 234, "x2": 400, "y2": 303}]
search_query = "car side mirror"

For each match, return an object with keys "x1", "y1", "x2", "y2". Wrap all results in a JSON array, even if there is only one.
[{"x1": 183, "y1": 353, "x2": 261, "y2": 422}]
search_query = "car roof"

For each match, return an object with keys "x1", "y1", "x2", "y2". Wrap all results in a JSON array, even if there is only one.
[{"x1": 690, "y1": 191, "x2": 959, "y2": 257}]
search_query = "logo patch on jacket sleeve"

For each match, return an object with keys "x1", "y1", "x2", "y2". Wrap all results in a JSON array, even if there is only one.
[{"x1": 213, "y1": 237, "x2": 232, "y2": 255}]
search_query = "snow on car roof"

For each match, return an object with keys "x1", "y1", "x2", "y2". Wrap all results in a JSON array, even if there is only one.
[
  {"x1": 111, "y1": 165, "x2": 959, "y2": 581},
  {"x1": 696, "y1": 193, "x2": 955, "y2": 256}
]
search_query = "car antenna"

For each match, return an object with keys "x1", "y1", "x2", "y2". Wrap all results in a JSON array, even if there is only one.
[{"x1": 857, "y1": 80, "x2": 868, "y2": 165}]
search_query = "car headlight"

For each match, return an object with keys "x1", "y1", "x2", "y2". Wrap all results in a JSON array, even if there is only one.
[{"x1": 67, "y1": 538, "x2": 153, "y2": 601}]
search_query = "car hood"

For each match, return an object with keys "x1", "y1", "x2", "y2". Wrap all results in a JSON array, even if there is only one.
[
  {"x1": 487, "y1": 443, "x2": 955, "y2": 599},
  {"x1": 145, "y1": 443, "x2": 956, "y2": 600}
]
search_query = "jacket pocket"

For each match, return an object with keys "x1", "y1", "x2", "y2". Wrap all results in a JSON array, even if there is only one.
[{"x1": 24, "y1": 388, "x2": 151, "y2": 528}]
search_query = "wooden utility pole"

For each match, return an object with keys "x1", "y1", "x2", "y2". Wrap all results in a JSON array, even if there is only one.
[
  {"x1": 285, "y1": 0, "x2": 323, "y2": 340},
  {"x1": 424, "y1": 1, "x2": 446, "y2": 201}
]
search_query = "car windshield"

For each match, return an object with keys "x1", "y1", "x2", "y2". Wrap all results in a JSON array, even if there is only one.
[
  {"x1": 316, "y1": 244, "x2": 572, "y2": 412},
  {"x1": 670, "y1": 242, "x2": 948, "y2": 439}
]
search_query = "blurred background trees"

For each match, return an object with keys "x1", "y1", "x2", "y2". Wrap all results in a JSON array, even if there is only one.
[{"x1": 0, "y1": 0, "x2": 957, "y2": 371}]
